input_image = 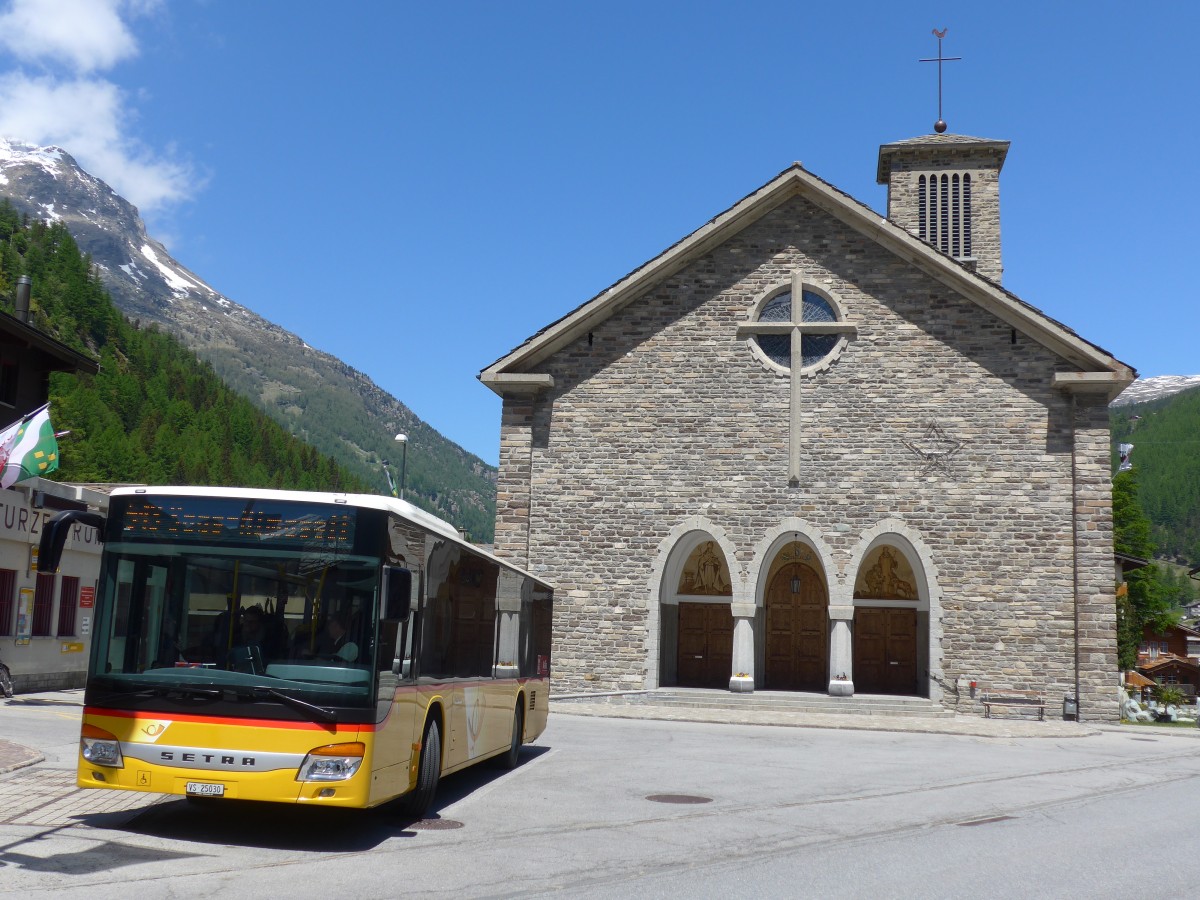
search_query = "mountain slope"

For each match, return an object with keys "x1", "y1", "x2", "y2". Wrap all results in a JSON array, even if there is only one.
[
  {"x1": 1111, "y1": 374, "x2": 1200, "y2": 407},
  {"x1": 1110, "y1": 384, "x2": 1200, "y2": 563},
  {"x1": 0, "y1": 138, "x2": 496, "y2": 541},
  {"x1": 0, "y1": 206, "x2": 365, "y2": 491}
]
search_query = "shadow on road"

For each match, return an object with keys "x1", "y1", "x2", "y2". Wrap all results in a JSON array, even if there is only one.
[
  {"x1": 91, "y1": 745, "x2": 551, "y2": 853},
  {"x1": 0, "y1": 825, "x2": 204, "y2": 875}
]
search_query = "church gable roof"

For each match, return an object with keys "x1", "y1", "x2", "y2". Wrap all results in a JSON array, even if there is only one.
[{"x1": 480, "y1": 163, "x2": 1134, "y2": 398}]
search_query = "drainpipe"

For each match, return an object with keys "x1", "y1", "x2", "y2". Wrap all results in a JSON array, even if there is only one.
[{"x1": 1070, "y1": 395, "x2": 1081, "y2": 720}]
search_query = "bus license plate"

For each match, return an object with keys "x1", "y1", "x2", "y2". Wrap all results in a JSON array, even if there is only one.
[{"x1": 185, "y1": 782, "x2": 224, "y2": 797}]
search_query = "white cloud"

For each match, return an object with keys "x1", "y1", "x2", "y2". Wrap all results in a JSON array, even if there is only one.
[
  {"x1": 0, "y1": 0, "x2": 150, "y2": 74},
  {"x1": 0, "y1": 72, "x2": 193, "y2": 212},
  {"x1": 0, "y1": 0, "x2": 194, "y2": 215}
]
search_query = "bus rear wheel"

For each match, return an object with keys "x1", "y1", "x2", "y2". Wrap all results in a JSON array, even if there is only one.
[
  {"x1": 497, "y1": 701, "x2": 524, "y2": 770},
  {"x1": 400, "y1": 720, "x2": 441, "y2": 818}
]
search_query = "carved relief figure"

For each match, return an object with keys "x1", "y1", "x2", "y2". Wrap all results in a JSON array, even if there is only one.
[
  {"x1": 678, "y1": 541, "x2": 731, "y2": 596},
  {"x1": 856, "y1": 546, "x2": 916, "y2": 600}
]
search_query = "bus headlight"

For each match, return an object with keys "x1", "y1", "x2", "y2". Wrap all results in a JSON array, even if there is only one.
[
  {"x1": 296, "y1": 742, "x2": 365, "y2": 782},
  {"x1": 80, "y1": 724, "x2": 124, "y2": 768}
]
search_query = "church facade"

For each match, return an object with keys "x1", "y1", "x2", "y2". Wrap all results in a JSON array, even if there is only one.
[{"x1": 480, "y1": 133, "x2": 1135, "y2": 722}]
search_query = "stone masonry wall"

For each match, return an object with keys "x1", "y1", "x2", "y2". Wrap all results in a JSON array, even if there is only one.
[
  {"x1": 1074, "y1": 399, "x2": 1119, "y2": 722},
  {"x1": 494, "y1": 194, "x2": 1118, "y2": 719}
]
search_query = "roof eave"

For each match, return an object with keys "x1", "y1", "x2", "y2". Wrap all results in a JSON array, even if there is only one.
[
  {"x1": 0, "y1": 311, "x2": 100, "y2": 374},
  {"x1": 478, "y1": 372, "x2": 555, "y2": 397}
]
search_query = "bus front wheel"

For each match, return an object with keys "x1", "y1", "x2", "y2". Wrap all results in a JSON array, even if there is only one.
[{"x1": 400, "y1": 720, "x2": 441, "y2": 818}]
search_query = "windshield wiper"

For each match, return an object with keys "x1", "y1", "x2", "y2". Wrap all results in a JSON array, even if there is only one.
[{"x1": 245, "y1": 686, "x2": 338, "y2": 724}]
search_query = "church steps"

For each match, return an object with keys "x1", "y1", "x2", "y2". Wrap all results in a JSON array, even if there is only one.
[{"x1": 554, "y1": 689, "x2": 956, "y2": 719}]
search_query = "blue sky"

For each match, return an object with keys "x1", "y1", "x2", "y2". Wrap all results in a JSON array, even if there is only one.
[{"x1": 1, "y1": 1, "x2": 1197, "y2": 466}]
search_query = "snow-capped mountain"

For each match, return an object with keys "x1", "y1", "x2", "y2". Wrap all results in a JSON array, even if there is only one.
[
  {"x1": 0, "y1": 139, "x2": 241, "y2": 325},
  {"x1": 0, "y1": 138, "x2": 495, "y2": 537},
  {"x1": 1110, "y1": 375, "x2": 1200, "y2": 408}
]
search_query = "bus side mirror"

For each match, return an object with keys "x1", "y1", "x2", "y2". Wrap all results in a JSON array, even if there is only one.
[
  {"x1": 38, "y1": 510, "x2": 106, "y2": 574},
  {"x1": 382, "y1": 566, "x2": 412, "y2": 620}
]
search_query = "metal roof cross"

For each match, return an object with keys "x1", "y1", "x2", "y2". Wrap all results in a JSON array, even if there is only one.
[{"x1": 920, "y1": 27, "x2": 961, "y2": 134}]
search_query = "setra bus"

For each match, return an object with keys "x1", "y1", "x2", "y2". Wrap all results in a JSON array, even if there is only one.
[{"x1": 37, "y1": 486, "x2": 553, "y2": 814}]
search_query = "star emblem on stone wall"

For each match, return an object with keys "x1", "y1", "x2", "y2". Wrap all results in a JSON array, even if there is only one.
[{"x1": 903, "y1": 421, "x2": 963, "y2": 474}]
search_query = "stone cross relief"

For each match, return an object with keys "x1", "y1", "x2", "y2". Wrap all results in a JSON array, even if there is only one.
[{"x1": 737, "y1": 272, "x2": 857, "y2": 484}]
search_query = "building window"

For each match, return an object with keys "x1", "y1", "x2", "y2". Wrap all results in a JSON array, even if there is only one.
[
  {"x1": 57, "y1": 576, "x2": 80, "y2": 637},
  {"x1": 32, "y1": 573, "x2": 55, "y2": 636},
  {"x1": 918, "y1": 173, "x2": 972, "y2": 260},
  {"x1": 0, "y1": 359, "x2": 16, "y2": 407},
  {"x1": 752, "y1": 289, "x2": 842, "y2": 371},
  {"x1": 0, "y1": 568, "x2": 15, "y2": 636}
]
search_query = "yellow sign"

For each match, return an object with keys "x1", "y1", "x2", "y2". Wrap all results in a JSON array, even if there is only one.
[{"x1": 60, "y1": 642, "x2": 85, "y2": 653}]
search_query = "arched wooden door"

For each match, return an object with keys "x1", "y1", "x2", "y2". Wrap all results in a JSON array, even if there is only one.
[{"x1": 764, "y1": 563, "x2": 827, "y2": 691}]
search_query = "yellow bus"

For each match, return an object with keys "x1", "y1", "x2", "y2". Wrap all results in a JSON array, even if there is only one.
[{"x1": 38, "y1": 486, "x2": 553, "y2": 815}]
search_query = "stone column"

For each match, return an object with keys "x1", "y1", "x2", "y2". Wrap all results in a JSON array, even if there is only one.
[
  {"x1": 828, "y1": 605, "x2": 854, "y2": 696},
  {"x1": 729, "y1": 602, "x2": 756, "y2": 693}
]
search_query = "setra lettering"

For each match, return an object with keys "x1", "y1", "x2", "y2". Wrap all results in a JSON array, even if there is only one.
[{"x1": 155, "y1": 750, "x2": 260, "y2": 768}]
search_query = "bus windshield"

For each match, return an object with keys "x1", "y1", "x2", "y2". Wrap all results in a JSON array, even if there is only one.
[{"x1": 90, "y1": 495, "x2": 386, "y2": 713}]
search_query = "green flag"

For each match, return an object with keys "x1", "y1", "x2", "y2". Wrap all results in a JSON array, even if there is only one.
[{"x1": 0, "y1": 405, "x2": 59, "y2": 488}]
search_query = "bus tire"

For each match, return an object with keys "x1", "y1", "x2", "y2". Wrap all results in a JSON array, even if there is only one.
[
  {"x1": 400, "y1": 720, "x2": 441, "y2": 818},
  {"x1": 0, "y1": 664, "x2": 12, "y2": 699},
  {"x1": 498, "y1": 700, "x2": 524, "y2": 770}
]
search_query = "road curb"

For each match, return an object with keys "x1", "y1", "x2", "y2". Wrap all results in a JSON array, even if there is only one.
[{"x1": 0, "y1": 738, "x2": 45, "y2": 775}]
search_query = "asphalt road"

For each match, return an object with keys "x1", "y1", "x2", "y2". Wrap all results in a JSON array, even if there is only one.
[{"x1": 2, "y1": 693, "x2": 1199, "y2": 899}]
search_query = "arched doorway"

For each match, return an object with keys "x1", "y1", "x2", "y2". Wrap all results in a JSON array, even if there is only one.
[
  {"x1": 659, "y1": 534, "x2": 735, "y2": 689},
  {"x1": 764, "y1": 559, "x2": 827, "y2": 691},
  {"x1": 852, "y1": 544, "x2": 921, "y2": 695}
]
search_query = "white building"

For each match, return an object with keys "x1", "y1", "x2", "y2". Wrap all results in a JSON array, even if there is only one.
[{"x1": 1, "y1": 477, "x2": 107, "y2": 691}]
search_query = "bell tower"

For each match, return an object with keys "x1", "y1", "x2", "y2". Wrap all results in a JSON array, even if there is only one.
[
  {"x1": 877, "y1": 28, "x2": 1010, "y2": 284},
  {"x1": 877, "y1": 134, "x2": 1010, "y2": 283}
]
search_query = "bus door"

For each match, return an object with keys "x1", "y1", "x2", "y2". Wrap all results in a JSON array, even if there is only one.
[{"x1": 367, "y1": 564, "x2": 424, "y2": 801}]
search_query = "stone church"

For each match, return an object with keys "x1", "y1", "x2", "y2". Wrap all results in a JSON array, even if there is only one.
[{"x1": 480, "y1": 131, "x2": 1135, "y2": 722}]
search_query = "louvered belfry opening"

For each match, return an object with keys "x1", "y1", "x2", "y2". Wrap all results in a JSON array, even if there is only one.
[
  {"x1": 917, "y1": 173, "x2": 972, "y2": 260},
  {"x1": 878, "y1": 134, "x2": 1008, "y2": 284}
]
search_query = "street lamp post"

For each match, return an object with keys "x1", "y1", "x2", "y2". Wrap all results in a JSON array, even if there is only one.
[{"x1": 395, "y1": 433, "x2": 408, "y2": 500}]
